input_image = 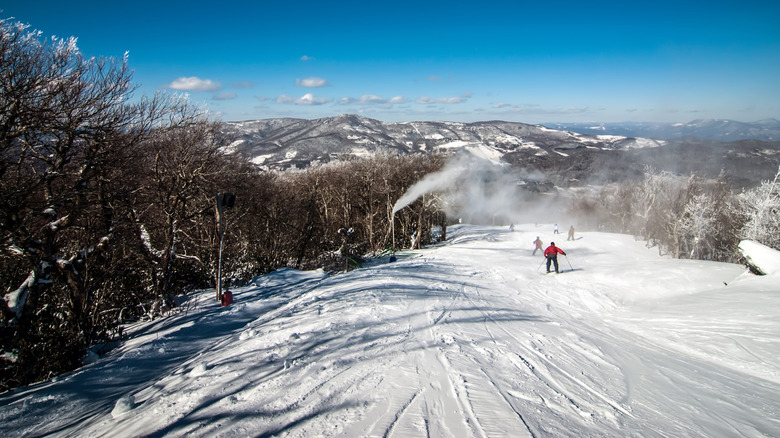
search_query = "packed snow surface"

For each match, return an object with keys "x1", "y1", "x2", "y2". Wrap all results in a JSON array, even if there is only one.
[{"x1": 1, "y1": 225, "x2": 779, "y2": 437}]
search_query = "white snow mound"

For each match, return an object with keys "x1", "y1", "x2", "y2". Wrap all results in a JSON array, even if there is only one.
[
  {"x1": 739, "y1": 240, "x2": 780, "y2": 275},
  {"x1": 111, "y1": 395, "x2": 136, "y2": 419}
]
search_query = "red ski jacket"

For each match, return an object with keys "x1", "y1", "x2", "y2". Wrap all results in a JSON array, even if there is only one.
[{"x1": 544, "y1": 245, "x2": 566, "y2": 257}]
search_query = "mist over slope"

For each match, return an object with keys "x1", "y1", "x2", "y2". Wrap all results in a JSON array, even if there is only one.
[{"x1": 219, "y1": 115, "x2": 780, "y2": 188}]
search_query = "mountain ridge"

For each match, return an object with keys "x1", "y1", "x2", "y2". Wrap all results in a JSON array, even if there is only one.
[
  {"x1": 219, "y1": 114, "x2": 665, "y2": 171},
  {"x1": 218, "y1": 115, "x2": 780, "y2": 189},
  {"x1": 545, "y1": 118, "x2": 780, "y2": 141}
]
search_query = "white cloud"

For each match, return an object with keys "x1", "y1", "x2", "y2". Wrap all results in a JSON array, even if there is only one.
[
  {"x1": 337, "y1": 95, "x2": 408, "y2": 106},
  {"x1": 416, "y1": 92, "x2": 472, "y2": 105},
  {"x1": 493, "y1": 104, "x2": 593, "y2": 115},
  {"x1": 297, "y1": 93, "x2": 331, "y2": 105},
  {"x1": 212, "y1": 92, "x2": 237, "y2": 100},
  {"x1": 276, "y1": 93, "x2": 332, "y2": 105},
  {"x1": 296, "y1": 77, "x2": 329, "y2": 87},
  {"x1": 300, "y1": 55, "x2": 314, "y2": 61},
  {"x1": 440, "y1": 96, "x2": 464, "y2": 104},
  {"x1": 359, "y1": 95, "x2": 386, "y2": 104},
  {"x1": 165, "y1": 76, "x2": 221, "y2": 92},
  {"x1": 427, "y1": 75, "x2": 440, "y2": 81},
  {"x1": 276, "y1": 95, "x2": 294, "y2": 104}
]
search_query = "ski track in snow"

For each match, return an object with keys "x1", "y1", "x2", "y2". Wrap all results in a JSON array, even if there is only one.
[{"x1": 1, "y1": 224, "x2": 779, "y2": 437}]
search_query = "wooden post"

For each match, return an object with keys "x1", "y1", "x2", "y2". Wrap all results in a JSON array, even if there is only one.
[
  {"x1": 441, "y1": 211, "x2": 447, "y2": 241},
  {"x1": 215, "y1": 193, "x2": 223, "y2": 301}
]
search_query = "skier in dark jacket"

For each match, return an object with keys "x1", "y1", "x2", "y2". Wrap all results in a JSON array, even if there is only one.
[{"x1": 544, "y1": 242, "x2": 566, "y2": 273}]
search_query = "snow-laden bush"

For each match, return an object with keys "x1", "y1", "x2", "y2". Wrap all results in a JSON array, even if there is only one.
[
  {"x1": 573, "y1": 167, "x2": 758, "y2": 262},
  {"x1": 739, "y1": 167, "x2": 780, "y2": 251}
]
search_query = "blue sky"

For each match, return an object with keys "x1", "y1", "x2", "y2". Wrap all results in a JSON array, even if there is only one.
[{"x1": 3, "y1": 0, "x2": 779, "y2": 123}]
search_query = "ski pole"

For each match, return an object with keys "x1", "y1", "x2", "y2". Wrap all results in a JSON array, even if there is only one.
[
  {"x1": 565, "y1": 255, "x2": 573, "y2": 271},
  {"x1": 537, "y1": 258, "x2": 546, "y2": 271}
]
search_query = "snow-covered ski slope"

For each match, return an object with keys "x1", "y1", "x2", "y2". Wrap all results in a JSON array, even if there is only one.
[{"x1": 1, "y1": 224, "x2": 778, "y2": 437}]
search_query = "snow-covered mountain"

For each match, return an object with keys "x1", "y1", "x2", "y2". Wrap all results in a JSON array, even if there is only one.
[
  {"x1": 219, "y1": 114, "x2": 665, "y2": 170},
  {"x1": 218, "y1": 115, "x2": 780, "y2": 189},
  {"x1": 547, "y1": 118, "x2": 780, "y2": 141},
  {"x1": 1, "y1": 224, "x2": 778, "y2": 437}
]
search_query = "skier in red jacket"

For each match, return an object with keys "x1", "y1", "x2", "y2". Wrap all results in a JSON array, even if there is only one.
[
  {"x1": 532, "y1": 236, "x2": 543, "y2": 255},
  {"x1": 544, "y1": 242, "x2": 566, "y2": 273}
]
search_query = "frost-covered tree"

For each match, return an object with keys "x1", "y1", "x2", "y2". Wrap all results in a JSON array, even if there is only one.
[
  {"x1": 628, "y1": 167, "x2": 688, "y2": 255},
  {"x1": 583, "y1": 167, "x2": 743, "y2": 261},
  {"x1": 0, "y1": 19, "x2": 143, "y2": 383},
  {"x1": 679, "y1": 193, "x2": 715, "y2": 259},
  {"x1": 0, "y1": 17, "x2": 215, "y2": 389},
  {"x1": 739, "y1": 166, "x2": 780, "y2": 250}
]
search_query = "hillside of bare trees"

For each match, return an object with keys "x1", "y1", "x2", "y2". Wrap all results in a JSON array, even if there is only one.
[
  {"x1": 2, "y1": 17, "x2": 779, "y2": 391},
  {"x1": 0, "y1": 18, "x2": 447, "y2": 390}
]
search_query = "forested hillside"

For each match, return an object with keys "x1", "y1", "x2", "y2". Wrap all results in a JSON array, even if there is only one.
[{"x1": 2, "y1": 17, "x2": 779, "y2": 391}]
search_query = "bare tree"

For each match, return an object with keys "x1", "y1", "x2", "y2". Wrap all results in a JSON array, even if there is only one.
[
  {"x1": 132, "y1": 118, "x2": 230, "y2": 303},
  {"x1": 0, "y1": 18, "x2": 221, "y2": 389}
]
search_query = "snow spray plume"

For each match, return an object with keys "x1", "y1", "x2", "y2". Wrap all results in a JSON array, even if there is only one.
[
  {"x1": 392, "y1": 152, "x2": 534, "y2": 223},
  {"x1": 443, "y1": 155, "x2": 523, "y2": 222},
  {"x1": 392, "y1": 155, "x2": 471, "y2": 214}
]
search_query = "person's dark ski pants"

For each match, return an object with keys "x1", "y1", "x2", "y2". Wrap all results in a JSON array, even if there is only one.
[{"x1": 546, "y1": 255, "x2": 559, "y2": 273}]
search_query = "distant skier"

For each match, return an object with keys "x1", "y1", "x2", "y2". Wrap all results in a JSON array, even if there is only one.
[
  {"x1": 544, "y1": 242, "x2": 566, "y2": 273},
  {"x1": 532, "y1": 236, "x2": 543, "y2": 255},
  {"x1": 567, "y1": 226, "x2": 575, "y2": 241},
  {"x1": 554, "y1": 224, "x2": 559, "y2": 234}
]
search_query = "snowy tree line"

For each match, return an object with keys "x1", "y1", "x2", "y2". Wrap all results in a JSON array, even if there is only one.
[
  {"x1": 569, "y1": 165, "x2": 780, "y2": 262},
  {"x1": 0, "y1": 19, "x2": 444, "y2": 390}
]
